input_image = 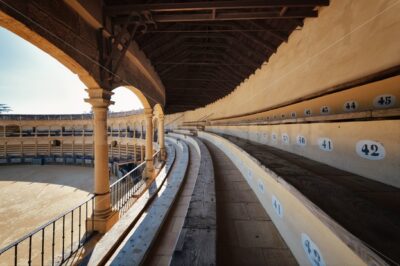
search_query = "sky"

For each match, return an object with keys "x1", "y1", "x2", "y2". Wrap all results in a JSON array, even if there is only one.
[{"x1": 0, "y1": 27, "x2": 143, "y2": 114}]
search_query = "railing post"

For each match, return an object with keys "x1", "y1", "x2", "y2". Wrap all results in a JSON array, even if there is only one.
[
  {"x1": 144, "y1": 108, "x2": 154, "y2": 179},
  {"x1": 85, "y1": 88, "x2": 118, "y2": 233}
]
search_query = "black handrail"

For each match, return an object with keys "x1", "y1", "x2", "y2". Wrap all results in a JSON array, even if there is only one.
[
  {"x1": 110, "y1": 151, "x2": 160, "y2": 212},
  {"x1": 0, "y1": 196, "x2": 95, "y2": 266}
]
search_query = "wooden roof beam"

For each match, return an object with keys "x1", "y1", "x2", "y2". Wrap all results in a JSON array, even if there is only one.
[
  {"x1": 113, "y1": 10, "x2": 319, "y2": 24},
  {"x1": 106, "y1": 1, "x2": 329, "y2": 16}
]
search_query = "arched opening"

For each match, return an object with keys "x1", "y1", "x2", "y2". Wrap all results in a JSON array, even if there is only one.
[{"x1": 109, "y1": 87, "x2": 144, "y2": 113}]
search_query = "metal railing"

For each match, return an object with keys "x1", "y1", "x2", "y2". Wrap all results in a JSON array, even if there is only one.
[
  {"x1": 0, "y1": 196, "x2": 95, "y2": 266},
  {"x1": 110, "y1": 151, "x2": 160, "y2": 212}
]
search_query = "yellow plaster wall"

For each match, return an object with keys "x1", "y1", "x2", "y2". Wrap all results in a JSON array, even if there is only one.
[{"x1": 207, "y1": 119, "x2": 400, "y2": 188}]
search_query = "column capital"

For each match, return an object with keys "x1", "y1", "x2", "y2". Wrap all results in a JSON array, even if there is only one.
[
  {"x1": 144, "y1": 108, "x2": 153, "y2": 118},
  {"x1": 158, "y1": 114, "x2": 165, "y2": 121},
  {"x1": 84, "y1": 88, "x2": 114, "y2": 108}
]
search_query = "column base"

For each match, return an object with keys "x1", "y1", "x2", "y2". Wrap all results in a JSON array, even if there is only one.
[
  {"x1": 143, "y1": 161, "x2": 154, "y2": 180},
  {"x1": 160, "y1": 147, "x2": 167, "y2": 161},
  {"x1": 87, "y1": 210, "x2": 119, "y2": 234}
]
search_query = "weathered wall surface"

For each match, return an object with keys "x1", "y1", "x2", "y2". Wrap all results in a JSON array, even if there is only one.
[
  {"x1": 167, "y1": 0, "x2": 400, "y2": 122},
  {"x1": 208, "y1": 120, "x2": 400, "y2": 188}
]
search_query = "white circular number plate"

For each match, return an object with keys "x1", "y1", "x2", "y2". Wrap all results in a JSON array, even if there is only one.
[
  {"x1": 271, "y1": 132, "x2": 277, "y2": 143},
  {"x1": 296, "y1": 135, "x2": 307, "y2": 146},
  {"x1": 281, "y1": 133, "x2": 290, "y2": 144},
  {"x1": 258, "y1": 179, "x2": 264, "y2": 193},
  {"x1": 320, "y1": 106, "x2": 330, "y2": 115},
  {"x1": 373, "y1": 94, "x2": 396, "y2": 108},
  {"x1": 301, "y1": 234, "x2": 325, "y2": 266},
  {"x1": 318, "y1": 138, "x2": 333, "y2": 152},
  {"x1": 356, "y1": 140, "x2": 385, "y2": 160},
  {"x1": 343, "y1": 100, "x2": 359, "y2": 112}
]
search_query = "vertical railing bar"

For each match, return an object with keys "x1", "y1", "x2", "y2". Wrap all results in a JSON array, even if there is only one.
[
  {"x1": 71, "y1": 210, "x2": 74, "y2": 255},
  {"x1": 52, "y1": 222, "x2": 55, "y2": 266},
  {"x1": 78, "y1": 206, "x2": 82, "y2": 248},
  {"x1": 85, "y1": 201, "x2": 88, "y2": 242},
  {"x1": 118, "y1": 182, "x2": 120, "y2": 210},
  {"x1": 118, "y1": 182, "x2": 121, "y2": 210},
  {"x1": 124, "y1": 178, "x2": 126, "y2": 207},
  {"x1": 14, "y1": 243, "x2": 18, "y2": 266},
  {"x1": 28, "y1": 235, "x2": 32, "y2": 266},
  {"x1": 41, "y1": 228, "x2": 45, "y2": 266},
  {"x1": 62, "y1": 216, "x2": 65, "y2": 262}
]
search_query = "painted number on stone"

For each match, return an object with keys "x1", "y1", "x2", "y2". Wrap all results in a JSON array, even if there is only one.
[
  {"x1": 343, "y1": 100, "x2": 359, "y2": 112},
  {"x1": 373, "y1": 94, "x2": 396, "y2": 108},
  {"x1": 304, "y1": 109, "x2": 312, "y2": 116},
  {"x1": 356, "y1": 140, "x2": 385, "y2": 160},
  {"x1": 318, "y1": 138, "x2": 333, "y2": 152},
  {"x1": 271, "y1": 133, "x2": 277, "y2": 143},
  {"x1": 320, "y1": 106, "x2": 330, "y2": 115},
  {"x1": 258, "y1": 179, "x2": 265, "y2": 193},
  {"x1": 291, "y1": 112, "x2": 297, "y2": 118},
  {"x1": 272, "y1": 195, "x2": 283, "y2": 218},
  {"x1": 301, "y1": 233, "x2": 326, "y2": 266},
  {"x1": 260, "y1": 132, "x2": 268, "y2": 142},
  {"x1": 297, "y1": 135, "x2": 307, "y2": 146},
  {"x1": 247, "y1": 168, "x2": 253, "y2": 180},
  {"x1": 281, "y1": 133, "x2": 289, "y2": 144}
]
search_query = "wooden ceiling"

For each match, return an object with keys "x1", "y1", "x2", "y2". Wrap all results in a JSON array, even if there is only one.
[{"x1": 104, "y1": 0, "x2": 329, "y2": 114}]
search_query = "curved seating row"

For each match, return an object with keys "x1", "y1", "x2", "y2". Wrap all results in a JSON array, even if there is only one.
[
  {"x1": 168, "y1": 132, "x2": 216, "y2": 265},
  {"x1": 198, "y1": 131, "x2": 398, "y2": 265},
  {"x1": 108, "y1": 137, "x2": 190, "y2": 265},
  {"x1": 84, "y1": 139, "x2": 177, "y2": 265}
]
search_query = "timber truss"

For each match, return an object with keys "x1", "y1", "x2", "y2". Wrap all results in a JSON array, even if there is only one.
[{"x1": 102, "y1": 0, "x2": 329, "y2": 113}]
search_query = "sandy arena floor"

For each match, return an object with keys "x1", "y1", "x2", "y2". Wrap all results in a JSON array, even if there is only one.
[{"x1": 0, "y1": 165, "x2": 94, "y2": 252}]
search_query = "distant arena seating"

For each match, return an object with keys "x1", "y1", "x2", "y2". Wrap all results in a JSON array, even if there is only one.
[{"x1": 0, "y1": 110, "x2": 153, "y2": 166}]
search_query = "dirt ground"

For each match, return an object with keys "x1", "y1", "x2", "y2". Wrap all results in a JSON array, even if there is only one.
[{"x1": 0, "y1": 165, "x2": 94, "y2": 252}]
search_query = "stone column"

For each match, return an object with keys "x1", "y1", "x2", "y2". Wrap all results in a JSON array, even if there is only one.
[
  {"x1": 158, "y1": 114, "x2": 166, "y2": 160},
  {"x1": 85, "y1": 88, "x2": 118, "y2": 233},
  {"x1": 144, "y1": 108, "x2": 154, "y2": 179}
]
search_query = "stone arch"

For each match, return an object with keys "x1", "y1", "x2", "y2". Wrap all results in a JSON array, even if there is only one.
[
  {"x1": 0, "y1": 10, "x2": 164, "y2": 107},
  {"x1": 0, "y1": 10, "x2": 100, "y2": 90}
]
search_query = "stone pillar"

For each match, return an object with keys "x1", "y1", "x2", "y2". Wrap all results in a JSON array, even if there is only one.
[
  {"x1": 158, "y1": 114, "x2": 166, "y2": 160},
  {"x1": 144, "y1": 108, "x2": 154, "y2": 179},
  {"x1": 85, "y1": 88, "x2": 118, "y2": 233}
]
